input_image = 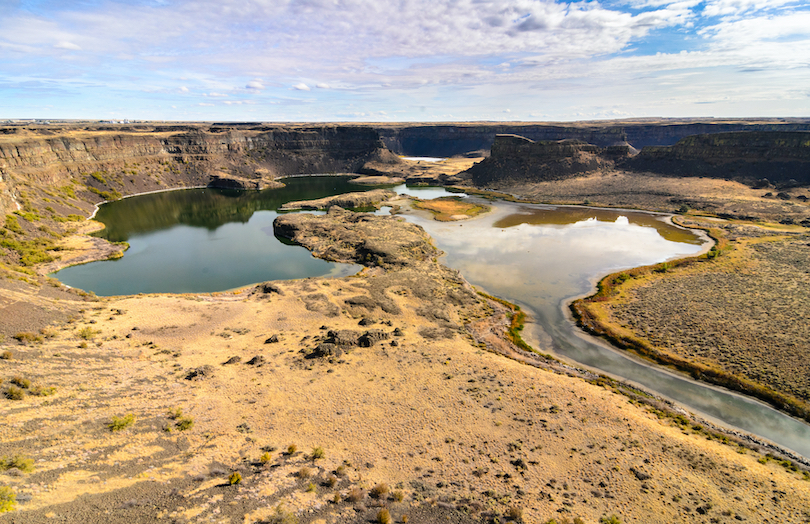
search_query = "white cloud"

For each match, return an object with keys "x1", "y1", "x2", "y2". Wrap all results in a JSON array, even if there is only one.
[
  {"x1": 54, "y1": 41, "x2": 81, "y2": 50},
  {"x1": 245, "y1": 80, "x2": 264, "y2": 90},
  {"x1": 206, "y1": 92, "x2": 228, "y2": 97},
  {"x1": 316, "y1": 83, "x2": 330, "y2": 89},
  {"x1": 179, "y1": 86, "x2": 189, "y2": 93},
  {"x1": 293, "y1": 83, "x2": 311, "y2": 91}
]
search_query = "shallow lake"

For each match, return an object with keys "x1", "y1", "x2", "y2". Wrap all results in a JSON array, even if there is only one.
[
  {"x1": 52, "y1": 177, "x2": 810, "y2": 458},
  {"x1": 405, "y1": 201, "x2": 810, "y2": 459}
]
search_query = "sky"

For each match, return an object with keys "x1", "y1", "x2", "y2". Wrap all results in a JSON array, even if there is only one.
[{"x1": 1, "y1": 0, "x2": 809, "y2": 121}]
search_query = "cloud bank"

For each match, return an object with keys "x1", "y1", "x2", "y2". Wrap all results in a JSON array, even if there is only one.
[{"x1": 0, "y1": 0, "x2": 808, "y2": 120}]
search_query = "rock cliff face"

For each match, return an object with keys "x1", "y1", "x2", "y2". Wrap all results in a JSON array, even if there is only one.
[
  {"x1": 0, "y1": 124, "x2": 389, "y2": 213},
  {"x1": 464, "y1": 134, "x2": 630, "y2": 186},
  {"x1": 378, "y1": 121, "x2": 810, "y2": 157},
  {"x1": 623, "y1": 132, "x2": 810, "y2": 186}
]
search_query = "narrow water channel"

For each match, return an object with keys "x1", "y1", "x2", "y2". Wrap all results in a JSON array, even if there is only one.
[{"x1": 403, "y1": 199, "x2": 810, "y2": 459}]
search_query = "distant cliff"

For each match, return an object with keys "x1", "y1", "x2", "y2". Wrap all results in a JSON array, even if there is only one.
[
  {"x1": 623, "y1": 131, "x2": 810, "y2": 186},
  {"x1": 378, "y1": 121, "x2": 810, "y2": 157},
  {"x1": 464, "y1": 134, "x2": 630, "y2": 186},
  {"x1": 0, "y1": 124, "x2": 391, "y2": 214}
]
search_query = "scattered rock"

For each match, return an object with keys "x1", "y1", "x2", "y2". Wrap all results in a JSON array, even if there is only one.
[
  {"x1": 222, "y1": 356, "x2": 241, "y2": 365},
  {"x1": 264, "y1": 334, "x2": 280, "y2": 344},
  {"x1": 246, "y1": 355, "x2": 266, "y2": 366},
  {"x1": 185, "y1": 365, "x2": 215, "y2": 380}
]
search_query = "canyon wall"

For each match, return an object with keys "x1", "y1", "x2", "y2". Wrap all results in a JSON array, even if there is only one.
[
  {"x1": 624, "y1": 131, "x2": 810, "y2": 186},
  {"x1": 378, "y1": 120, "x2": 810, "y2": 157}
]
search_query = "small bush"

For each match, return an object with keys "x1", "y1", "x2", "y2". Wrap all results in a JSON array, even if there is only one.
[
  {"x1": 311, "y1": 446, "x2": 325, "y2": 460},
  {"x1": 346, "y1": 486, "x2": 365, "y2": 502},
  {"x1": 4, "y1": 386, "x2": 24, "y2": 401},
  {"x1": 266, "y1": 504, "x2": 298, "y2": 524},
  {"x1": 10, "y1": 377, "x2": 30, "y2": 389},
  {"x1": 260, "y1": 452, "x2": 272, "y2": 464},
  {"x1": 306, "y1": 482, "x2": 316, "y2": 493},
  {"x1": 297, "y1": 467, "x2": 312, "y2": 479},
  {"x1": 600, "y1": 515, "x2": 622, "y2": 524},
  {"x1": 78, "y1": 326, "x2": 99, "y2": 340},
  {"x1": 175, "y1": 417, "x2": 194, "y2": 431},
  {"x1": 370, "y1": 483, "x2": 389, "y2": 499},
  {"x1": 0, "y1": 486, "x2": 15, "y2": 514},
  {"x1": 229, "y1": 471, "x2": 242, "y2": 485},
  {"x1": 286, "y1": 444, "x2": 297, "y2": 455},
  {"x1": 13, "y1": 332, "x2": 42, "y2": 345},
  {"x1": 29, "y1": 385, "x2": 56, "y2": 397},
  {"x1": 108, "y1": 413, "x2": 135, "y2": 431},
  {"x1": 0, "y1": 455, "x2": 34, "y2": 473},
  {"x1": 392, "y1": 490, "x2": 404, "y2": 502},
  {"x1": 0, "y1": 351, "x2": 12, "y2": 360},
  {"x1": 325, "y1": 474, "x2": 338, "y2": 487},
  {"x1": 506, "y1": 505, "x2": 523, "y2": 522},
  {"x1": 377, "y1": 508, "x2": 391, "y2": 524}
]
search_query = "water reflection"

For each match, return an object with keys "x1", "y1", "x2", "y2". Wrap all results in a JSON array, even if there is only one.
[{"x1": 407, "y1": 200, "x2": 810, "y2": 459}]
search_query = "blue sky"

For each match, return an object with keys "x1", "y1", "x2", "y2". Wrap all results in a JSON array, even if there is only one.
[{"x1": 1, "y1": 0, "x2": 808, "y2": 121}]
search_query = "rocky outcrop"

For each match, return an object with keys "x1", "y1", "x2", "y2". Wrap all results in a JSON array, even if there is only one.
[
  {"x1": 623, "y1": 132, "x2": 810, "y2": 186},
  {"x1": 464, "y1": 134, "x2": 630, "y2": 186},
  {"x1": 280, "y1": 189, "x2": 396, "y2": 210},
  {"x1": 273, "y1": 206, "x2": 438, "y2": 268}
]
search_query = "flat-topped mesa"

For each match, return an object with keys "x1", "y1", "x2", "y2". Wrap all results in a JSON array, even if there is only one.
[
  {"x1": 464, "y1": 134, "x2": 631, "y2": 186},
  {"x1": 623, "y1": 131, "x2": 810, "y2": 186},
  {"x1": 273, "y1": 206, "x2": 439, "y2": 268}
]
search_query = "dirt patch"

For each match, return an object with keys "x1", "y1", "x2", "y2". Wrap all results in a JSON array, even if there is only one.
[{"x1": 412, "y1": 197, "x2": 490, "y2": 221}]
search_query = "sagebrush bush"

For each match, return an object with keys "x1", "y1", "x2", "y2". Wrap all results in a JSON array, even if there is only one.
[
  {"x1": 108, "y1": 413, "x2": 135, "y2": 431},
  {"x1": 377, "y1": 508, "x2": 391, "y2": 524},
  {"x1": 0, "y1": 486, "x2": 15, "y2": 514},
  {"x1": 229, "y1": 472, "x2": 242, "y2": 485},
  {"x1": 0, "y1": 455, "x2": 34, "y2": 473}
]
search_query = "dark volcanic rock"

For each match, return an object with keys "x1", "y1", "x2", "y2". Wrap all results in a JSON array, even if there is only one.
[
  {"x1": 465, "y1": 134, "x2": 629, "y2": 186},
  {"x1": 623, "y1": 131, "x2": 810, "y2": 186}
]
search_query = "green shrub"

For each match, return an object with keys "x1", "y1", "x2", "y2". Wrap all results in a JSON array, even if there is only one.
[
  {"x1": 306, "y1": 482, "x2": 316, "y2": 493},
  {"x1": 10, "y1": 376, "x2": 31, "y2": 389},
  {"x1": 29, "y1": 385, "x2": 56, "y2": 396},
  {"x1": 78, "y1": 326, "x2": 99, "y2": 340},
  {"x1": 600, "y1": 515, "x2": 622, "y2": 524},
  {"x1": 0, "y1": 455, "x2": 34, "y2": 473},
  {"x1": 0, "y1": 486, "x2": 15, "y2": 513},
  {"x1": 90, "y1": 172, "x2": 107, "y2": 185},
  {"x1": 260, "y1": 452, "x2": 272, "y2": 464},
  {"x1": 286, "y1": 444, "x2": 297, "y2": 455},
  {"x1": 108, "y1": 413, "x2": 135, "y2": 431},
  {"x1": 297, "y1": 467, "x2": 312, "y2": 479},
  {"x1": 3, "y1": 386, "x2": 24, "y2": 400},
  {"x1": 311, "y1": 446, "x2": 325, "y2": 460},
  {"x1": 175, "y1": 417, "x2": 194, "y2": 431},
  {"x1": 228, "y1": 471, "x2": 241, "y2": 485}
]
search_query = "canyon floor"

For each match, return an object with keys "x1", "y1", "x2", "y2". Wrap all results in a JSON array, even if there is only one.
[{"x1": 1, "y1": 155, "x2": 810, "y2": 523}]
